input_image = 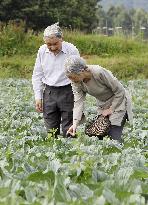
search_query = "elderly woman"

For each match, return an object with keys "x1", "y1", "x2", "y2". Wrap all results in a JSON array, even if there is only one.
[{"x1": 65, "y1": 56, "x2": 133, "y2": 142}]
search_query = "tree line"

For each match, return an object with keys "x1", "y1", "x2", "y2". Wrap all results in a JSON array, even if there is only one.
[
  {"x1": 0, "y1": 0, "x2": 148, "y2": 38},
  {"x1": 0, "y1": 0, "x2": 100, "y2": 32},
  {"x1": 96, "y1": 6, "x2": 148, "y2": 38}
]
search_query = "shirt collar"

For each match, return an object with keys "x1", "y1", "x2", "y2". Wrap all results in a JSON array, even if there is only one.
[{"x1": 45, "y1": 41, "x2": 67, "y2": 54}]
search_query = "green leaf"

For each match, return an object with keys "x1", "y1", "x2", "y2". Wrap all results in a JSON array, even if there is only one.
[
  {"x1": 68, "y1": 183, "x2": 93, "y2": 200},
  {"x1": 132, "y1": 167, "x2": 148, "y2": 179},
  {"x1": 103, "y1": 188, "x2": 120, "y2": 205},
  {"x1": 53, "y1": 174, "x2": 71, "y2": 202},
  {"x1": 25, "y1": 188, "x2": 36, "y2": 203},
  {"x1": 92, "y1": 169, "x2": 108, "y2": 182},
  {"x1": 27, "y1": 170, "x2": 55, "y2": 185},
  {"x1": 0, "y1": 187, "x2": 10, "y2": 198},
  {"x1": 95, "y1": 195, "x2": 106, "y2": 205}
]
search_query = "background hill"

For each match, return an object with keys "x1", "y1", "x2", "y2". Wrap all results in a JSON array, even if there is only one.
[{"x1": 100, "y1": 0, "x2": 148, "y2": 11}]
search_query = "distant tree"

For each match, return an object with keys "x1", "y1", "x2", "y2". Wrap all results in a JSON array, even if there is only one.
[
  {"x1": 96, "y1": 6, "x2": 106, "y2": 27},
  {"x1": 0, "y1": 0, "x2": 33, "y2": 21},
  {"x1": 116, "y1": 8, "x2": 132, "y2": 34},
  {"x1": 133, "y1": 9, "x2": 148, "y2": 37},
  {"x1": 107, "y1": 6, "x2": 122, "y2": 27},
  {"x1": 0, "y1": 0, "x2": 100, "y2": 32},
  {"x1": 96, "y1": 5, "x2": 148, "y2": 38}
]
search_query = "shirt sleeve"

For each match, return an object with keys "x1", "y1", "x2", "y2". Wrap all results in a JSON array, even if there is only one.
[
  {"x1": 71, "y1": 83, "x2": 86, "y2": 127},
  {"x1": 99, "y1": 68, "x2": 126, "y2": 112},
  {"x1": 71, "y1": 47, "x2": 80, "y2": 56},
  {"x1": 68, "y1": 43, "x2": 80, "y2": 56},
  {"x1": 32, "y1": 49, "x2": 44, "y2": 100}
]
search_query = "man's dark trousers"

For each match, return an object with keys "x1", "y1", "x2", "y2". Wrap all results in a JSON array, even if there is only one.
[{"x1": 43, "y1": 84, "x2": 74, "y2": 137}]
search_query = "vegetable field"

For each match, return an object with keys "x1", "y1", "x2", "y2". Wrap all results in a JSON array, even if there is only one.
[{"x1": 0, "y1": 79, "x2": 148, "y2": 205}]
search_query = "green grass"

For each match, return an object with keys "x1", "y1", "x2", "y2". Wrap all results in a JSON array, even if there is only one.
[
  {"x1": 64, "y1": 30, "x2": 146, "y2": 56},
  {"x1": 0, "y1": 23, "x2": 42, "y2": 56},
  {"x1": 0, "y1": 52, "x2": 147, "y2": 79},
  {"x1": 0, "y1": 24, "x2": 146, "y2": 57},
  {"x1": 85, "y1": 53, "x2": 148, "y2": 79},
  {"x1": 0, "y1": 23, "x2": 148, "y2": 79},
  {"x1": 0, "y1": 55, "x2": 35, "y2": 78}
]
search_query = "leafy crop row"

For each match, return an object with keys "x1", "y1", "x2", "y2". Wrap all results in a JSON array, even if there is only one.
[{"x1": 0, "y1": 79, "x2": 147, "y2": 205}]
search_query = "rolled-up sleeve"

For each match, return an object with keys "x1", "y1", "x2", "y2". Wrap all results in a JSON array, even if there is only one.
[
  {"x1": 32, "y1": 50, "x2": 44, "y2": 100},
  {"x1": 99, "y1": 69, "x2": 126, "y2": 112},
  {"x1": 71, "y1": 83, "x2": 86, "y2": 127}
]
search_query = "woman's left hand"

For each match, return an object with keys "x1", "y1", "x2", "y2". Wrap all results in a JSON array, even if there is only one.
[{"x1": 102, "y1": 107, "x2": 113, "y2": 116}]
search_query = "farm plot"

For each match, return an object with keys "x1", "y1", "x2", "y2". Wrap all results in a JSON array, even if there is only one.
[{"x1": 0, "y1": 79, "x2": 148, "y2": 205}]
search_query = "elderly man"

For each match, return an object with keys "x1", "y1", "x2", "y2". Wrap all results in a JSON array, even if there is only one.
[{"x1": 32, "y1": 23, "x2": 80, "y2": 137}]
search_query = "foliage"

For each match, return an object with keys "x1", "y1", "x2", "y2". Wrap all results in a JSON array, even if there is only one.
[
  {"x1": 96, "y1": 6, "x2": 148, "y2": 38},
  {"x1": 1, "y1": 52, "x2": 148, "y2": 79},
  {"x1": 0, "y1": 0, "x2": 100, "y2": 32},
  {"x1": 0, "y1": 79, "x2": 148, "y2": 204},
  {"x1": 64, "y1": 31, "x2": 146, "y2": 55},
  {"x1": 86, "y1": 53, "x2": 148, "y2": 79},
  {"x1": 0, "y1": 0, "x2": 148, "y2": 38},
  {"x1": 0, "y1": 22, "x2": 42, "y2": 56},
  {"x1": 101, "y1": 0, "x2": 148, "y2": 11},
  {"x1": 0, "y1": 22, "x2": 147, "y2": 57},
  {"x1": 0, "y1": 23, "x2": 148, "y2": 79}
]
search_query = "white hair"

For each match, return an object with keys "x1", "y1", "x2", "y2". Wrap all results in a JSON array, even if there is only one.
[
  {"x1": 43, "y1": 22, "x2": 62, "y2": 38},
  {"x1": 64, "y1": 55, "x2": 87, "y2": 74}
]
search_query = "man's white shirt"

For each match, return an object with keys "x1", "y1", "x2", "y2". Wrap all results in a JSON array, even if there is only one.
[{"x1": 32, "y1": 41, "x2": 80, "y2": 100}]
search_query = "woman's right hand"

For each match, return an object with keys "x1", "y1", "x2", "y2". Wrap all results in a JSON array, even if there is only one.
[
  {"x1": 35, "y1": 99, "x2": 43, "y2": 112},
  {"x1": 102, "y1": 107, "x2": 113, "y2": 116},
  {"x1": 67, "y1": 125, "x2": 77, "y2": 136}
]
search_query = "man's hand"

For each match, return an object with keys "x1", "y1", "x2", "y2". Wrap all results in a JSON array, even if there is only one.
[
  {"x1": 67, "y1": 125, "x2": 77, "y2": 136},
  {"x1": 35, "y1": 99, "x2": 43, "y2": 112},
  {"x1": 102, "y1": 107, "x2": 113, "y2": 116}
]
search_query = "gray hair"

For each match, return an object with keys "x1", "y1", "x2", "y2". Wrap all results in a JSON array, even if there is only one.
[
  {"x1": 43, "y1": 22, "x2": 62, "y2": 38},
  {"x1": 64, "y1": 55, "x2": 87, "y2": 74}
]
